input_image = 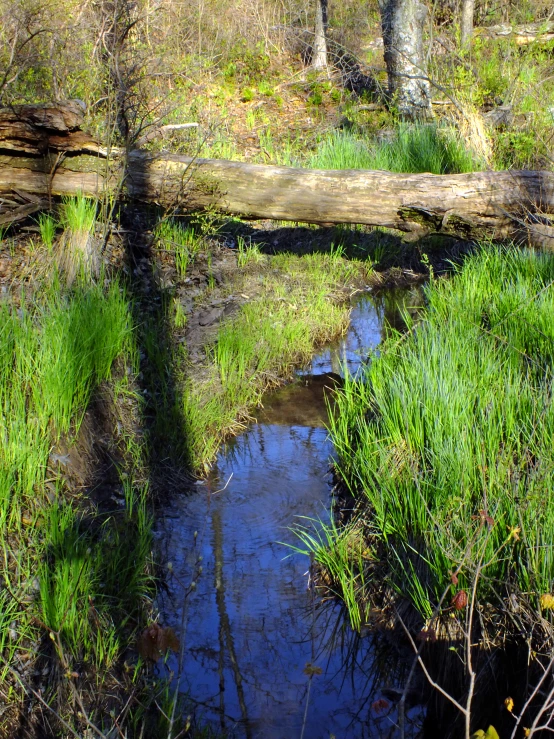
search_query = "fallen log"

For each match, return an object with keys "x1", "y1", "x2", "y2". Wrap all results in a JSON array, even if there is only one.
[
  {"x1": 1, "y1": 101, "x2": 554, "y2": 244},
  {"x1": 476, "y1": 21, "x2": 554, "y2": 45}
]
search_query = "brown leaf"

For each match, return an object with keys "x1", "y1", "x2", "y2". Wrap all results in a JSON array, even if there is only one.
[
  {"x1": 137, "y1": 624, "x2": 180, "y2": 661},
  {"x1": 451, "y1": 590, "x2": 468, "y2": 610},
  {"x1": 371, "y1": 698, "x2": 391, "y2": 715},
  {"x1": 479, "y1": 509, "x2": 495, "y2": 527}
]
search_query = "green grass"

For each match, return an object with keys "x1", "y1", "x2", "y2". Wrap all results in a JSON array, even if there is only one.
[
  {"x1": 181, "y1": 250, "x2": 370, "y2": 471},
  {"x1": 0, "y1": 280, "x2": 153, "y2": 680},
  {"x1": 60, "y1": 195, "x2": 97, "y2": 233},
  {"x1": 56, "y1": 195, "x2": 99, "y2": 281},
  {"x1": 308, "y1": 123, "x2": 482, "y2": 173},
  {"x1": 236, "y1": 235, "x2": 265, "y2": 267},
  {"x1": 303, "y1": 247, "x2": 554, "y2": 629},
  {"x1": 155, "y1": 219, "x2": 203, "y2": 277},
  {"x1": 38, "y1": 212, "x2": 57, "y2": 252}
]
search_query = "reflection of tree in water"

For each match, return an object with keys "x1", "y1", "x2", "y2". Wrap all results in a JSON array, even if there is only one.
[
  {"x1": 299, "y1": 598, "x2": 425, "y2": 737},
  {"x1": 377, "y1": 286, "x2": 425, "y2": 342},
  {"x1": 213, "y1": 506, "x2": 252, "y2": 737}
]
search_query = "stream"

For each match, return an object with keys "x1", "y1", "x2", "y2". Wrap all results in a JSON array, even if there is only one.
[{"x1": 157, "y1": 288, "x2": 423, "y2": 738}]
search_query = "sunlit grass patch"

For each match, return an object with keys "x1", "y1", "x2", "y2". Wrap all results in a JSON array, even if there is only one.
[
  {"x1": 0, "y1": 280, "x2": 152, "y2": 681},
  {"x1": 307, "y1": 247, "x2": 554, "y2": 631},
  {"x1": 308, "y1": 123, "x2": 483, "y2": 174},
  {"x1": 181, "y1": 251, "x2": 370, "y2": 471}
]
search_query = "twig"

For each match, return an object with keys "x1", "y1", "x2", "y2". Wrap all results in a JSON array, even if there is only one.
[
  {"x1": 6, "y1": 664, "x2": 82, "y2": 739},
  {"x1": 396, "y1": 610, "x2": 468, "y2": 716},
  {"x1": 510, "y1": 652, "x2": 554, "y2": 739}
]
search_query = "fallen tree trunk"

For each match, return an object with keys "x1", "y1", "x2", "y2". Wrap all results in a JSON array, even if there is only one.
[
  {"x1": 4, "y1": 149, "x2": 554, "y2": 242},
  {"x1": 476, "y1": 21, "x2": 554, "y2": 45},
  {"x1": 1, "y1": 101, "x2": 554, "y2": 244}
]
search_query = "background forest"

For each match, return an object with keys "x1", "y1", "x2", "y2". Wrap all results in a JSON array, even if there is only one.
[{"x1": 2, "y1": 0, "x2": 554, "y2": 170}]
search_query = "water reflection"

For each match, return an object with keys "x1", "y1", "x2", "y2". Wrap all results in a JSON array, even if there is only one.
[
  {"x1": 157, "y1": 289, "x2": 425, "y2": 737},
  {"x1": 308, "y1": 289, "x2": 424, "y2": 377}
]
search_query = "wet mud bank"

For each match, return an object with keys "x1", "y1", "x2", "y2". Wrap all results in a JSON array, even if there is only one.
[{"x1": 156, "y1": 290, "x2": 426, "y2": 738}]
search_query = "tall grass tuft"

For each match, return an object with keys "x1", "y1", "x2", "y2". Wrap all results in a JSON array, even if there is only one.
[
  {"x1": 309, "y1": 247, "x2": 554, "y2": 628},
  {"x1": 309, "y1": 123, "x2": 482, "y2": 174},
  {"x1": 57, "y1": 194, "x2": 98, "y2": 282},
  {"x1": 0, "y1": 281, "x2": 153, "y2": 670},
  {"x1": 38, "y1": 212, "x2": 57, "y2": 252}
]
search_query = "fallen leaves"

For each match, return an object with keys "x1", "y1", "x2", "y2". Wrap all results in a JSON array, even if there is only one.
[{"x1": 451, "y1": 590, "x2": 469, "y2": 610}]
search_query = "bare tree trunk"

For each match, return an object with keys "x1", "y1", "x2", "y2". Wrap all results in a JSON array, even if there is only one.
[
  {"x1": 312, "y1": 0, "x2": 328, "y2": 70},
  {"x1": 3, "y1": 103, "x2": 554, "y2": 245},
  {"x1": 378, "y1": 0, "x2": 432, "y2": 120},
  {"x1": 460, "y1": 0, "x2": 475, "y2": 46}
]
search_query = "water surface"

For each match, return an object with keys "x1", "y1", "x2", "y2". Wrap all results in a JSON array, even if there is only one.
[{"x1": 157, "y1": 290, "x2": 424, "y2": 738}]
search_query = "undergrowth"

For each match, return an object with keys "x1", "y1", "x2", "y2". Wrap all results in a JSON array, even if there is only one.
[
  {"x1": 297, "y1": 247, "x2": 554, "y2": 635},
  {"x1": 0, "y1": 262, "x2": 154, "y2": 729}
]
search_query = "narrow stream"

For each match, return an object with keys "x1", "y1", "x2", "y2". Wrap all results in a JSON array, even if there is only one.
[{"x1": 157, "y1": 289, "x2": 423, "y2": 738}]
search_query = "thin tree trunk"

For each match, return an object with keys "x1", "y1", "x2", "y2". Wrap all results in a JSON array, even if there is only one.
[
  {"x1": 460, "y1": 0, "x2": 475, "y2": 46},
  {"x1": 378, "y1": 0, "x2": 432, "y2": 120},
  {"x1": 312, "y1": 0, "x2": 328, "y2": 70}
]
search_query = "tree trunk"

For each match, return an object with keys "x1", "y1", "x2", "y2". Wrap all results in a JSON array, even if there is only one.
[
  {"x1": 2, "y1": 102, "x2": 554, "y2": 246},
  {"x1": 3, "y1": 150, "x2": 554, "y2": 244},
  {"x1": 312, "y1": 0, "x2": 328, "y2": 70},
  {"x1": 378, "y1": 0, "x2": 432, "y2": 120},
  {"x1": 460, "y1": 0, "x2": 475, "y2": 46}
]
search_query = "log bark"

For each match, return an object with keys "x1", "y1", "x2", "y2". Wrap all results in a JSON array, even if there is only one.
[
  {"x1": 1, "y1": 102, "x2": 554, "y2": 244},
  {"x1": 476, "y1": 21, "x2": 554, "y2": 45}
]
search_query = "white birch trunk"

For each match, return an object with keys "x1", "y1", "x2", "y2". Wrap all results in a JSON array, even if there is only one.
[
  {"x1": 378, "y1": 0, "x2": 432, "y2": 120},
  {"x1": 460, "y1": 0, "x2": 475, "y2": 46}
]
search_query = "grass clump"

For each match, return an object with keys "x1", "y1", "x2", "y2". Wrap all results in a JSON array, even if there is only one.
[
  {"x1": 57, "y1": 194, "x2": 99, "y2": 282},
  {"x1": 309, "y1": 123, "x2": 482, "y2": 174},
  {"x1": 38, "y1": 212, "x2": 57, "y2": 252},
  {"x1": 182, "y1": 250, "x2": 370, "y2": 471},
  {"x1": 155, "y1": 219, "x2": 203, "y2": 277},
  {"x1": 0, "y1": 280, "x2": 152, "y2": 688},
  {"x1": 236, "y1": 235, "x2": 265, "y2": 267},
  {"x1": 306, "y1": 247, "x2": 554, "y2": 631}
]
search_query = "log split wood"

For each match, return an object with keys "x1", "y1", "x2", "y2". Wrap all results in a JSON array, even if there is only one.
[{"x1": 1, "y1": 101, "x2": 554, "y2": 245}]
